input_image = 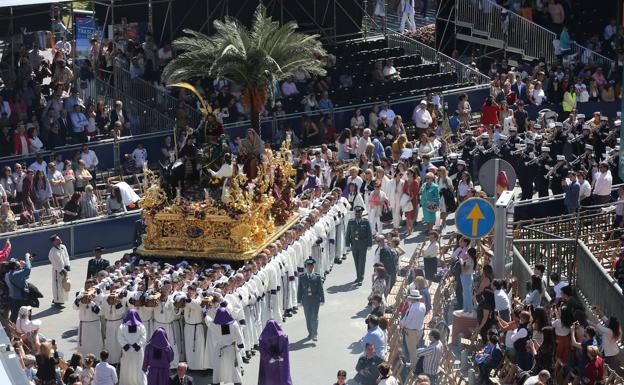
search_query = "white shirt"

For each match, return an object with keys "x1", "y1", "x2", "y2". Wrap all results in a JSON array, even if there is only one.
[
  {"x1": 597, "y1": 324, "x2": 620, "y2": 357},
  {"x1": 531, "y1": 89, "x2": 545, "y2": 106},
  {"x1": 400, "y1": 301, "x2": 426, "y2": 330},
  {"x1": 29, "y1": 160, "x2": 47, "y2": 174},
  {"x1": 131, "y1": 148, "x2": 148, "y2": 169},
  {"x1": 412, "y1": 106, "x2": 432, "y2": 128},
  {"x1": 593, "y1": 170, "x2": 612, "y2": 196},
  {"x1": 379, "y1": 108, "x2": 396, "y2": 124},
  {"x1": 114, "y1": 181, "x2": 140, "y2": 206},
  {"x1": 81, "y1": 150, "x2": 99, "y2": 169},
  {"x1": 579, "y1": 180, "x2": 592, "y2": 200},
  {"x1": 553, "y1": 281, "x2": 568, "y2": 298},
  {"x1": 494, "y1": 289, "x2": 511, "y2": 311},
  {"x1": 356, "y1": 136, "x2": 371, "y2": 157},
  {"x1": 94, "y1": 362, "x2": 118, "y2": 385}
]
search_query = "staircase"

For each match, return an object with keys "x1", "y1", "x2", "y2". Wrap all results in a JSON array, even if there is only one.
[
  {"x1": 453, "y1": 0, "x2": 614, "y2": 68},
  {"x1": 362, "y1": 2, "x2": 437, "y2": 36}
]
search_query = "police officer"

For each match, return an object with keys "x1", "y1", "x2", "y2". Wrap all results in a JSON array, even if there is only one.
[
  {"x1": 345, "y1": 206, "x2": 372, "y2": 286},
  {"x1": 297, "y1": 258, "x2": 324, "y2": 342},
  {"x1": 86, "y1": 246, "x2": 110, "y2": 280}
]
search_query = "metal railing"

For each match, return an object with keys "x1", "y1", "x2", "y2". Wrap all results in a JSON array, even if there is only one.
[
  {"x1": 84, "y1": 77, "x2": 177, "y2": 135},
  {"x1": 512, "y1": 245, "x2": 552, "y2": 302},
  {"x1": 513, "y1": 238, "x2": 577, "y2": 285},
  {"x1": 387, "y1": 32, "x2": 491, "y2": 85},
  {"x1": 454, "y1": 0, "x2": 615, "y2": 69},
  {"x1": 112, "y1": 65, "x2": 203, "y2": 128}
]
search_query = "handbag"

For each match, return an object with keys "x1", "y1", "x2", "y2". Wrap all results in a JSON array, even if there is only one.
[
  {"x1": 380, "y1": 202, "x2": 393, "y2": 222},
  {"x1": 400, "y1": 193, "x2": 414, "y2": 212}
]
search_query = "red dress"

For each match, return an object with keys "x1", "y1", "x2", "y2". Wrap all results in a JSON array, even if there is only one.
[
  {"x1": 402, "y1": 178, "x2": 420, "y2": 220},
  {"x1": 480, "y1": 103, "x2": 500, "y2": 126}
]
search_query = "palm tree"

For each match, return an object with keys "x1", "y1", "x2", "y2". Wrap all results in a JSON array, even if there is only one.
[{"x1": 162, "y1": 4, "x2": 327, "y2": 133}]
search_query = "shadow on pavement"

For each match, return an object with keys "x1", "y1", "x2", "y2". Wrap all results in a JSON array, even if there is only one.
[
  {"x1": 32, "y1": 306, "x2": 64, "y2": 319},
  {"x1": 348, "y1": 340, "x2": 363, "y2": 355},
  {"x1": 289, "y1": 337, "x2": 316, "y2": 351},
  {"x1": 350, "y1": 307, "x2": 370, "y2": 319},
  {"x1": 327, "y1": 281, "x2": 357, "y2": 294},
  {"x1": 61, "y1": 328, "x2": 77, "y2": 339}
]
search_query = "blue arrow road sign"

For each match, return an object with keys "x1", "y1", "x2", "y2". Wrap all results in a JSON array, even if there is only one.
[{"x1": 455, "y1": 198, "x2": 495, "y2": 239}]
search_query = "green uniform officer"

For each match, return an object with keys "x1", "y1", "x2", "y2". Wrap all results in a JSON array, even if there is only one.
[
  {"x1": 297, "y1": 258, "x2": 324, "y2": 341},
  {"x1": 345, "y1": 206, "x2": 373, "y2": 286},
  {"x1": 86, "y1": 246, "x2": 110, "y2": 280}
]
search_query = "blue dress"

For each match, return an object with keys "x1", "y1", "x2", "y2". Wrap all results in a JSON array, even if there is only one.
[{"x1": 420, "y1": 182, "x2": 440, "y2": 224}]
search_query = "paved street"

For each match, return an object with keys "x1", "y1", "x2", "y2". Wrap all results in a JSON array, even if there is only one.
[{"x1": 25, "y1": 221, "x2": 437, "y2": 384}]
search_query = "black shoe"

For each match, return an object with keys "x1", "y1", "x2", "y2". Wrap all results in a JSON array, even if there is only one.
[
  {"x1": 334, "y1": 259, "x2": 342, "y2": 264},
  {"x1": 250, "y1": 350, "x2": 256, "y2": 356},
  {"x1": 253, "y1": 344, "x2": 260, "y2": 350},
  {"x1": 306, "y1": 335, "x2": 312, "y2": 340},
  {"x1": 285, "y1": 311, "x2": 293, "y2": 317},
  {"x1": 292, "y1": 307, "x2": 298, "y2": 314},
  {"x1": 246, "y1": 351, "x2": 252, "y2": 359},
  {"x1": 52, "y1": 302, "x2": 64, "y2": 308},
  {"x1": 242, "y1": 357, "x2": 250, "y2": 364},
  {"x1": 342, "y1": 255, "x2": 347, "y2": 260},
  {"x1": 352, "y1": 279, "x2": 360, "y2": 284},
  {"x1": 356, "y1": 281, "x2": 363, "y2": 287},
  {"x1": 312, "y1": 336, "x2": 318, "y2": 342}
]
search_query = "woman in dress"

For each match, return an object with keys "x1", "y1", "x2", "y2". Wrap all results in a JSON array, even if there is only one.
[
  {"x1": 421, "y1": 231, "x2": 440, "y2": 282},
  {"x1": 402, "y1": 169, "x2": 420, "y2": 235},
  {"x1": 63, "y1": 192, "x2": 81, "y2": 222},
  {"x1": 79, "y1": 354, "x2": 96, "y2": 385},
  {"x1": 360, "y1": 169, "x2": 375, "y2": 207},
  {"x1": 346, "y1": 182, "x2": 365, "y2": 217},
  {"x1": 0, "y1": 166, "x2": 16, "y2": 203},
  {"x1": 336, "y1": 129, "x2": 353, "y2": 161},
  {"x1": 388, "y1": 171, "x2": 405, "y2": 231},
  {"x1": 369, "y1": 266, "x2": 388, "y2": 303},
  {"x1": 0, "y1": 201, "x2": 16, "y2": 232},
  {"x1": 368, "y1": 181, "x2": 388, "y2": 236},
  {"x1": 436, "y1": 166, "x2": 455, "y2": 231},
  {"x1": 457, "y1": 171, "x2": 473, "y2": 203},
  {"x1": 350, "y1": 109, "x2": 366, "y2": 131},
  {"x1": 460, "y1": 248, "x2": 477, "y2": 313},
  {"x1": 62, "y1": 159, "x2": 75, "y2": 198},
  {"x1": 419, "y1": 172, "x2": 440, "y2": 233},
  {"x1": 107, "y1": 186, "x2": 127, "y2": 215}
]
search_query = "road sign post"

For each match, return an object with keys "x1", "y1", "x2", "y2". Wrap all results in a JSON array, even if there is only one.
[
  {"x1": 455, "y1": 198, "x2": 496, "y2": 239},
  {"x1": 494, "y1": 190, "x2": 515, "y2": 277}
]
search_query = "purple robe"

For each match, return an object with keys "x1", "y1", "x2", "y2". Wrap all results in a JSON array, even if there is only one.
[
  {"x1": 258, "y1": 320, "x2": 292, "y2": 385},
  {"x1": 142, "y1": 328, "x2": 174, "y2": 385}
]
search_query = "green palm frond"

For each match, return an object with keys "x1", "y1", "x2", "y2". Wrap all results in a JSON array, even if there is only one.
[{"x1": 162, "y1": 3, "x2": 327, "y2": 96}]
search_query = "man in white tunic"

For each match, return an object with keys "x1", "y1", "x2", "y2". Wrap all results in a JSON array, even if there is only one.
[
  {"x1": 48, "y1": 235, "x2": 70, "y2": 307},
  {"x1": 73, "y1": 279, "x2": 104, "y2": 356},
  {"x1": 183, "y1": 286, "x2": 206, "y2": 370},
  {"x1": 152, "y1": 282, "x2": 180, "y2": 369},
  {"x1": 209, "y1": 302, "x2": 244, "y2": 385},
  {"x1": 102, "y1": 285, "x2": 127, "y2": 365},
  {"x1": 117, "y1": 309, "x2": 147, "y2": 385}
]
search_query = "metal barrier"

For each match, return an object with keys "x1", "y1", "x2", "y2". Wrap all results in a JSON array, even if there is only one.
[
  {"x1": 387, "y1": 32, "x2": 491, "y2": 85},
  {"x1": 512, "y1": 238, "x2": 577, "y2": 285},
  {"x1": 512, "y1": 245, "x2": 552, "y2": 302},
  {"x1": 84, "y1": 77, "x2": 177, "y2": 135},
  {"x1": 454, "y1": 0, "x2": 615, "y2": 69},
  {"x1": 112, "y1": 65, "x2": 203, "y2": 128}
]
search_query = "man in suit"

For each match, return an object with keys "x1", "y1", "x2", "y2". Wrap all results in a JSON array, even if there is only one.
[
  {"x1": 57, "y1": 109, "x2": 71, "y2": 142},
  {"x1": 345, "y1": 206, "x2": 372, "y2": 286},
  {"x1": 375, "y1": 235, "x2": 397, "y2": 292},
  {"x1": 86, "y1": 246, "x2": 110, "y2": 280},
  {"x1": 563, "y1": 171, "x2": 580, "y2": 213},
  {"x1": 110, "y1": 100, "x2": 131, "y2": 136},
  {"x1": 511, "y1": 78, "x2": 527, "y2": 102},
  {"x1": 169, "y1": 362, "x2": 193, "y2": 385},
  {"x1": 297, "y1": 258, "x2": 325, "y2": 341}
]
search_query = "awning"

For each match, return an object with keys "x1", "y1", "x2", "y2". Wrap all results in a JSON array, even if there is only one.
[{"x1": 0, "y1": 0, "x2": 71, "y2": 8}]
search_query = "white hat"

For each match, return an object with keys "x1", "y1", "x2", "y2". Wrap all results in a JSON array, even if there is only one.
[
  {"x1": 582, "y1": 124, "x2": 590, "y2": 130},
  {"x1": 420, "y1": 99, "x2": 427, "y2": 105},
  {"x1": 535, "y1": 134, "x2": 543, "y2": 140},
  {"x1": 616, "y1": 145, "x2": 620, "y2": 151},
  {"x1": 557, "y1": 155, "x2": 565, "y2": 161},
  {"x1": 481, "y1": 133, "x2": 490, "y2": 139},
  {"x1": 601, "y1": 116, "x2": 608, "y2": 121},
  {"x1": 499, "y1": 135, "x2": 508, "y2": 140},
  {"x1": 618, "y1": 112, "x2": 622, "y2": 117},
  {"x1": 541, "y1": 147, "x2": 550, "y2": 152},
  {"x1": 465, "y1": 130, "x2": 473, "y2": 135},
  {"x1": 525, "y1": 139, "x2": 534, "y2": 145},
  {"x1": 547, "y1": 122, "x2": 556, "y2": 129},
  {"x1": 457, "y1": 159, "x2": 467, "y2": 166},
  {"x1": 577, "y1": 114, "x2": 586, "y2": 119},
  {"x1": 615, "y1": 120, "x2": 621, "y2": 126},
  {"x1": 585, "y1": 144, "x2": 594, "y2": 150},
  {"x1": 555, "y1": 122, "x2": 563, "y2": 127},
  {"x1": 407, "y1": 289, "x2": 423, "y2": 300},
  {"x1": 449, "y1": 153, "x2": 459, "y2": 159},
  {"x1": 534, "y1": 124, "x2": 542, "y2": 129},
  {"x1": 509, "y1": 126, "x2": 517, "y2": 131}
]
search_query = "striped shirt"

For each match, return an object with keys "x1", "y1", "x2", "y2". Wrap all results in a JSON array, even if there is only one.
[
  {"x1": 79, "y1": 193, "x2": 99, "y2": 218},
  {"x1": 415, "y1": 339, "x2": 444, "y2": 375}
]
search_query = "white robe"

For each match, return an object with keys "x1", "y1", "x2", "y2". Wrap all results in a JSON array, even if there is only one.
[
  {"x1": 117, "y1": 323, "x2": 147, "y2": 385},
  {"x1": 208, "y1": 321, "x2": 244, "y2": 384},
  {"x1": 203, "y1": 306, "x2": 218, "y2": 370},
  {"x1": 102, "y1": 297, "x2": 127, "y2": 364},
  {"x1": 387, "y1": 178, "x2": 405, "y2": 229},
  {"x1": 73, "y1": 290, "x2": 104, "y2": 357},
  {"x1": 48, "y1": 245, "x2": 70, "y2": 303},
  {"x1": 152, "y1": 295, "x2": 180, "y2": 369},
  {"x1": 183, "y1": 297, "x2": 206, "y2": 370}
]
